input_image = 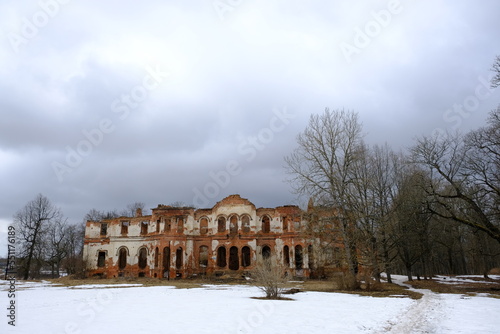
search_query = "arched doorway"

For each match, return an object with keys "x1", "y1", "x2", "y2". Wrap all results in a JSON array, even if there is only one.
[
  {"x1": 262, "y1": 245, "x2": 271, "y2": 260},
  {"x1": 217, "y1": 246, "x2": 227, "y2": 267},
  {"x1": 242, "y1": 246, "x2": 251, "y2": 267},
  {"x1": 138, "y1": 248, "x2": 147, "y2": 269},
  {"x1": 118, "y1": 248, "x2": 127, "y2": 270},
  {"x1": 295, "y1": 245, "x2": 303, "y2": 270},
  {"x1": 229, "y1": 246, "x2": 239, "y2": 270},
  {"x1": 175, "y1": 247, "x2": 183, "y2": 270},
  {"x1": 283, "y1": 245, "x2": 290, "y2": 266}
]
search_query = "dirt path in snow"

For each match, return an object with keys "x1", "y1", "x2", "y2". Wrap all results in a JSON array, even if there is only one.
[{"x1": 380, "y1": 277, "x2": 447, "y2": 334}]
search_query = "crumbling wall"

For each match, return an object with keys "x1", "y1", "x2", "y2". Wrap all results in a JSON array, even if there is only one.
[{"x1": 83, "y1": 195, "x2": 320, "y2": 279}]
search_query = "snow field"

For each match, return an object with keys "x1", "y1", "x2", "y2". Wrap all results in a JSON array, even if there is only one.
[{"x1": 1, "y1": 278, "x2": 499, "y2": 334}]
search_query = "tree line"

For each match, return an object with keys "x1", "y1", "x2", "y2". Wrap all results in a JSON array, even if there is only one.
[
  {"x1": 12, "y1": 195, "x2": 147, "y2": 280},
  {"x1": 285, "y1": 60, "x2": 499, "y2": 285}
]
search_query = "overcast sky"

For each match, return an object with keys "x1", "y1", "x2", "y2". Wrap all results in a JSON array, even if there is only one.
[{"x1": 0, "y1": 0, "x2": 499, "y2": 256}]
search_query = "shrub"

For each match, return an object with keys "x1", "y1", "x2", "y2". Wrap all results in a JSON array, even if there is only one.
[{"x1": 251, "y1": 259, "x2": 288, "y2": 299}]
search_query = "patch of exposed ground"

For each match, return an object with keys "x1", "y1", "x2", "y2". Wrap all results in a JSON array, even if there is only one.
[
  {"x1": 299, "y1": 279, "x2": 423, "y2": 299},
  {"x1": 405, "y1": 276, "x2": 500, "y2": 297}
]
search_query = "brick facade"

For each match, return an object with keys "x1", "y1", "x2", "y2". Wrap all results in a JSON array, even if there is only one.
[{"x1": 83, "y1": 195, "x2": 318, "y2": 279}]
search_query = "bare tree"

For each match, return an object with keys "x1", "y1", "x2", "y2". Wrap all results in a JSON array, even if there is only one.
[
  {"x1": 62, "y1": 224, "x2": 86, "y2": 276},
  {"x1": 285, "y1": 108, "x2": 364, "y2": 284},
  {"x1": 15, "y1": 194, "x2": 63, "y2": 279},
  {"x1": 122, "y1": 202, "x2": 148, "y2": 217},
  {"x1": 491, "y1": 55, "x2": 500, "y2": 88},
  {"x1": 349, "y1": 144, "x2": 401, "y2": 285},
  {"x1": 45, "y1": 219, "x2": 70, "y2": 278},
  {"x1": 84, "y1": 208, "x2": 105, "y2": 222},
  {"x1": 411, "y1": 116, "x2": 500, "y2": 244},
  {"x1": 391, "y1": 168, "x2": 434, "y2": 281},
  {"x1": 84, "y1": 208, "x2": 121, "y2": 221}
]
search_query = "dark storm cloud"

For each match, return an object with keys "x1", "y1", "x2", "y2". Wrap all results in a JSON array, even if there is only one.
[{"x1": 0, "y1": 0, "x2": 499, "y2": 255}]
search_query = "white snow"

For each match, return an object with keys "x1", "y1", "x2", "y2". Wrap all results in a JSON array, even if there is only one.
[{"x1": 1, "y1": 276, "x2": 499, "y2": 334}]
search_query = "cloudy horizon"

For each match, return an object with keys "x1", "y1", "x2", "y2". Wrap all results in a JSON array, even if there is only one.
[{"x1": 1, "y1": 0, "x2": 499, "y2": 256}]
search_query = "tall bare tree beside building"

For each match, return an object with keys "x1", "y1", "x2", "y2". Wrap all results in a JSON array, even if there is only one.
[
  {"x1": 349, "y1": 144, "x2": 401, "y2": 284},
  {"x1": 15, "y1": 194, "x2": 63, "y2": 279},
  {"x1": 285, "y1": 108, "x2": 364, "y2": 285},
  {"x1": 45, "y1": 219, "x2": 71, "y2": 278}
]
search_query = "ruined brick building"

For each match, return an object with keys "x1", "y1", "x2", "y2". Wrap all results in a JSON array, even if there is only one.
[{"x1": 83, "y1": 194, "x2": 328, "y2": 279}]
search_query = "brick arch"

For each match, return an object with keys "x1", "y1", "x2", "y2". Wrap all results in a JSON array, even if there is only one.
[
  {"x1": 216, "y1": 215, "x2": 227, "y2": 233},
  {"x1": 138, "y1": 247, "x2": 148, "y2": 269},
  {"x1": 241, "y1": 246, "x2": 251, "y2": 267},
  {"x1": 118, "y1": 247, "x2": 128, "y2": 270},
  {"x1": 295, "y1": 244, "x2": 304, "y2": 270},
  {"x1": 115, "y1": 246, "x2": 130, "y2": 256},
  {"x1": 241, "y1": 214, "x2": 251, "y2": 233},
  {"x1": 216, "y1": 246, "x2": 227, "y2": 267},
  {"x1": 136, "y1": 246, "x2": 149, "y2": 256},
  {"x1": 261, "y1": 245, "x2": 272, "y2": 260},
  {"x1": 261, "y1": 215, "x2": 271, "y2": 233},
  {"x1": 199, "y1": 216, "x2": 209, "y2": 235},
  {"x1": 229, "y1": 214, "x2": 239, "y2": 235}
]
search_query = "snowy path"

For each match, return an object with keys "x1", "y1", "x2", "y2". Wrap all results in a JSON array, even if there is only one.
[
  {"x1": 382, "y1": 285, "x2": 444, "y2": 333},
  {"x1": 380, "y1": 275, "x2": 500, "y2": 334}
]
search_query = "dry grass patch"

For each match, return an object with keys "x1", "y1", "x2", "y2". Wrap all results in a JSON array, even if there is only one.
[
  {"x1": 299, "y1": 280, "x2": 423, "y2": 300},
  {"x1": 47, "y1": 276, "x2": 206, "y2": 289},
  {"x1": 405, "y1": 277, "x2": 500, "y2": 297}
]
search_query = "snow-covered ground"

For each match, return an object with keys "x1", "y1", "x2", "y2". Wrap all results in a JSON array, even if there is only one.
[{"x1": 1, "y1": 276, "x2": 499, "y2": 334}]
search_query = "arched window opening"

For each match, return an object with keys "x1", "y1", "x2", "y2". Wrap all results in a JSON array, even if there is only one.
[
  {"x1": 262, "y1": 216, "x2": 270, "y2": 233},
  {"x1": 295, "y1": 245, "x2": 303, "y2": 270},
  {"x1": 175, "y1": 247, "x2": 183, "y2": 269},
  {"x1": 177, "y1": 218, "x2": 184, "y2": 234},
  {"x1": 98, "y1": 251, "x2": 106, "y2": 267},
  {"x1": 140, "y1": 222, "x2": 148, "y2": 235},
  {"x1": 282, "y1": 216, "x2": 288, "y2": 231},
  {"x1": 200, "y1": 218, "x2": 208, "y2": 235},
  {"x1": 262, "y1": 246, "x2": 271, "y2": 260},
  {"x1": 242, "y1": 246, "x2": 251, "y2": 267},
  {"x1": 229, "y1": 216, "x2": 238, "y2": 236},
  {"x1": 118, "y1": 248, "x2": 127, "y2": 270},
  {"x1": 138, "y1": 248, "x2": 147, "y2": 269},
  {"x1": 229, "y1": 246, "x2": 239, "y2": 270},
  {"x1": 164, "y1": 219, "x2": 171, "y2": 232},
  {"x1": 283, "y1": 245, "x2": 290, "y2": 266},
  {"x1": 100, "y1": 223, "x2": 107, "y2": 236},
  {"x1": 242, "y1": 216, "x2": 250, "y2": 233},
  {"x1": 218, "y1": 217, "x2": 226, "y2": 233},
  {"x1": 199, "y1": 246, "x2": 209, "y2": 268},
  {"x1": 217, "y1": 247, "x2": 227, "y2": 267},
  {"x1": 121, "y1": 221, "x2": 129, "y2": 235}
]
